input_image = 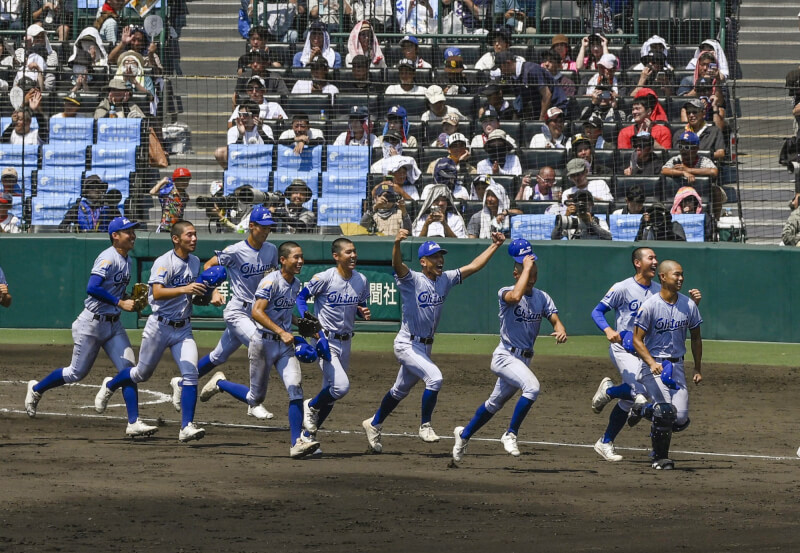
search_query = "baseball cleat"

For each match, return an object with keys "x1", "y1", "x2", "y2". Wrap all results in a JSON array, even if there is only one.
[
  {"x1": 796, "y1": 446, "x2": 800, "y2": 458},
  {"x1": 126, "y1": 419, "x2": 159, "y2": 438},
  {"x1": 627, "y1": 394, "x2": 648, "y2": 427},
  {"x1": 303, "y1": 399, "x2": 320, "y2": 433},
  {"x1": 591, "y1": 377, "x2": 614, "y2": 414},
  {"x1": 652, "y1": 458, "x2": 674, "y2": 470},
  {"x1": 500, "y1": 431, "x2": 521, "y2": 457},
  {"x1": 199, "y1": 371, "x2": 226, "y2": 402},
  {"x1": 452, "y1": 426, "x2": 468, "y2": 462},
  {"x1": 247, "y1": 404, "x2": 274, "y2": 420},
  {"x1": 594, "y1": 438, "x2": 623, "y2": 462},
  {"x1": 169, "y1": 377, "x2": 182, "y2": 412},
  {"x1": 178, "y1": 422, "x2": 206, "y2": 443},
  {"x1": 418, "y1": 422, "x2": 440, "y2": 443},
  {"x1": 25, "y1": 380, "x2": 41, "y2": 418},
  {"x1": 94, "y1": 377, "x2": 115, "y2": 413},
  {"x1": 290, "y1": 434, "x2": 320, "y2": 458},
  {"x1": 362, "y1": 418, "x2": 383, "y2": 453}
]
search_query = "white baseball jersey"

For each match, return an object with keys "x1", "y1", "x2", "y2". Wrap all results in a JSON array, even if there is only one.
[
  {"x1": 396, "y1": 269, "x2": 461, "y2": 339},
  {"x1": 497, "y1": 286, "x2": 557, "y2": 353},
  {"x1": 216, "y1": 239, "x2": 279, "y2": 307},
  {"x1": 254, "y1": 270, "x2": 301, "y2": 332},
  {"x1": 306, "y1": 267, "x2": 369, "y2": 335},
  {"x1": 85, "y1": 247, "x2": 131, "y2": 316},
  {"x1": 634, "y1": 293, "x2": 702, "y2": 358},
  {"x1": 601, "y1": 277, "x2": 661, "y2": 332},
  {"x1": 148, "y1": 250, "x2": 201, "y2": 320}
]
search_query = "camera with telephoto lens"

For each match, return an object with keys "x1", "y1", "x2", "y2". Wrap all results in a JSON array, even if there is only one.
[
  {"x1": 573, "y1": 190, "x2": 592, "y2": 215},
  {"x1": 197, "y1": 186, "x2": 282, "y2": 212}
]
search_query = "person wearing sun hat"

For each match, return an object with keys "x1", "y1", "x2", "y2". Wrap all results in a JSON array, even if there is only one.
[{"x1": 477, "y1": 128, "x2": 522, "y2": 176}]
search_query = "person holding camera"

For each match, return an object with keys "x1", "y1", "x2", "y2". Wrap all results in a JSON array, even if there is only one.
[
  {"x1": 551, "y1": 190, "x2": 611, "y2": 241},
  {"x1": 215, "y1": 100, "x2": 273, "y2": 169},
  {"x1": 584, "y1": 54, "x2": 619, "y2": 96},
  {"x1": 412, "y1": 185, "x2": 466, "y2": 238},
  {"x1": 635, "y1": 203, "x2": 686, "y2": 241},
  {"x1": 466, "y1": 180, "x2": 519, "y2": 238},
  {"x1": 661, "y1": 131, "x2": 718, "y2": 186},
  {"x1": 630, "y1": 50, "x2": 674, "y2": 99},
  {"x1": 272, "y1": 179, "x2": 317, "y2": 233},
  {"x1": 361, "y1": 182, "x2": 412, "y2": 235},
  {"x1": 58, "y1": 175, "x2": 122, "y2": 233}
]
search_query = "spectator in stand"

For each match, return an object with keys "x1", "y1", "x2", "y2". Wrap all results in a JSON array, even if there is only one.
[
  {"x1": 150, "y1": 167, "x2": 191, "y2": 233},
  {"x1": 337, "y1": 54, "x2": 380, "y2": 92},
  {"x1": 662, "y1": 131, "x2": 718, "y2": 185},
  {"x1": 13, "y1": 78, "x2": 49, "y2": 135},
  {"x1": 630, "y1": 50, "x2": 675, "y2": 99},
  {"x1": 233, "y1": 50, "x2": 290, "y2": 106},
  {"x1": 679, "y1": 51, "x2": 723, "y2": 96},
  {"x1": 516, "y1": 166, "x2": 559, "y2": 202},
  {"x1": 68, "y1": 48, "x2": 103, "y2": 95},
  {"x1": 371, "y1": 129, "x2": 406, "y2": 174},
  {"x1": 94, "y1": 77, "x2": 146, "y2": 119},
  {"x1": 579, "y1": 85, "x2": 624, "y2": 123},
  {"x1": 396, "y1": 35, "x2": 431, "y2": 68},
  {"x1": 440, "y1": 0, "x2": 489, "y2": 35},
  {"x1": 378, "y1": 105, "x2": 418, "y2": 147},
  {"x1": 562, "y1": 157, "x2": 613, "y2": 202},
  {"x1": 385, "y1": 58, "x2": 427, "y2": 95},
  {"x1": 58, "y1": 175, "x2": 121, "y2": 233},
  {"x1": 52, "y1": 93, "x2": 82, "y2": 119},
  {"x1": 114, "y1": 51, "x2": 156, "y2": 115},
  {"x1": 229, "y1": 76, "x2": 287, "y2": 126},
  {"x1": 238, "y1": 26, "x2": 282, "y2": 74},
  {"x1": 467, "y1": 179, "x2": 519, "y2": 238},
  {"x1": 572, "y1": 134, "x2": 612, "y2": 175},
  {"x1": 551, "y1": 34, "x2": 577, "y2": 71},
  {"x1": 635, "y1": 202, "x2": 686, "y2": 241},
  {"x1": 1, "y1": 108, "x2": 42, "y2": 145},
  {"x1": 478, "y1": 83, "x2": 517, "y2": 121},
  {"x1": 581, "y1": 115, "x2": 614, "y2": 150},
  {"x1": 612, "y1": 185, "x2": 646, "y2": 215},
  {"x1": 492, "y1": 0, "x2": 523, "y2": 29},
  {"x1": 370, "y1": 152, "x2": 422, "y2": 200},
  {"x1": 676, "y1": 98, "x2": 725, "y2": 162},
  {"x1": 490, "y1": 51, "x2": 553, "y2": 120},
  {"x1": 551, "y1": 189, "x2": 611, "y2": 240},
  {"x1": 351, "y1": 0, "x2": 394, "y2": 33},
  {"x1": 781, "y1": 204, "x2": 800, "y2": 247},
  {"x1": 0, "y1": 0, "x2": 22, "y2": 30},
  {"x1": 422, "y1": 157, "x2": 470, "y2": 201},
  {"x1": 278, "y1": 112, "x2": 325, "y2": 155},
  {"x1": 529, "y1": 107, "x2": 570, "y2": 150},
  {"x1": 584, "y1": 53, "x2": 619, "y2": 96},
  {"x1": 272, "y1": 178, "x2": 317, "y2": 233},
  {"x1": 308, "y1": 0, "x2": 352, "y2": 34},
  {"x1": 293, "y1": 21, "x2": 342, "y2": 68},
  {"x1": 291, "y1": 55, "x2": 339, "y2": 97},
  {"x1": 421, "y1": 86, "x2": 465, "y2": 123},
  {"x1": 539, "y1": 49, "x2": 576, "y2": 109},
  {"x1": 1, "y1": 167, "x2": 20, "y2": 196},
  {"x1": 439, "y1": 47, "x2": 470, "y2": 95},
  {"x1": 69, "y1": 27, "x2": 109, "y2": 69},
  {"x1": 17, "y1": 24, "x2": 58, "y2": 92},
  {"x1": 428, "y1": 113, "x2": 462, "y2": 147},
  {"x1": 471, "y1": 106, "x2": 508, "y2": 148},
  {"x1": 670, "y1": 185, "x2": 714, "y2": 240},
  {"x1": 215, "y1": 100, "x2": 273, "y2": 169},
  {"x1": 110, "y1": 26, "x2": 161, "y2": 71},
  {"x1": 397, "y1": 0, "x2": 439, "y2": 35},
  {"x1": 475, "y1": 26, "x2": 523, "y2": 71},
  {"x1": 617, "y1": 91, "x2": 671, "y2": 149},
  {"x1": 686, "y1": 39, "x2": 729, "y2": 81},
  {"x1": 426, "y1": 132, "x2": 476, "y2": 176},
  {"x1": 412, "y1": 185, "x2": 467, "y2": 238},
  {"x1": 94, "y1": 0, "x2": 127, "y2": 45},
  {"x1": 333, "y1": 105, "x2": 380, "y2": 146},
  {"x1": 630, "y1": 35, "x2": 672, "y2": 71},
  {"x1": 346, "y1": 20, "x2": 386, "y2": 68},
  {"x1": 576, "y1": 33, "x2": 610, "y2": 71},
  {"x1": 0, "y1": 193, "x2": 20, "y2": 233},
  {"x1": 679, "y1": 55, "x2": 728, "y2": 133},
  {"x1": 477, "y1": 129, "x2": 521, "y2": 176},
  {"x1": 361, "y1": 182, "x2": 412, "y2": 235},
  {"x1": 624, "y1": 131, "x2": 663, "y2": 176}
]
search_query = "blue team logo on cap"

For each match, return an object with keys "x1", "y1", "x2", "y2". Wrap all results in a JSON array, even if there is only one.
[
  {"x1": 444, "y1": 47, "x2": 462, "y2": 60},
  {"x1": 388, "y1": 105, "x2": 407, "y2": 118},
  {"x1": 418, "y1": 241, "x2": 448, "y2": 259},
  {"x1": 507, "y1": 238, "x2": 537, "y2": 263},
  {"x1": 400, "y1": 35, "x2": 418, "y2": 45},
  {"x1": 108, "y1": 216, "x2": 139, "y2": 235},
  {"x1": 250, "y1": 205, "x2": 275, "y2": 226},
  {"x1": 679, "y1": 131, "x2": 699, "y2": 145}
]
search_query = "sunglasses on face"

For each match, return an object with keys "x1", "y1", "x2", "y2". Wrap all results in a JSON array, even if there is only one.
[
  {"x1": 685, "y1": 109, "x2": 700, "y2": 116},
  {"x1": 678, "y1": 144, "x2": 698, "y2": 151}
]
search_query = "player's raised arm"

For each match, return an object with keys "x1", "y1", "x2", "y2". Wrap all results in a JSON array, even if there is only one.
[
  {"x1": 460, "y1": 232, "x2": 506, "y2": 280},
  {"x1": 502, "y1": 254, "x2": 535, "y2": 305},
  {"x1": 392, "y1": 229, "x2": 410, "y2": 279},
  {"x1": 690, "y1": 326, "x2": 703, "y2": 384}
]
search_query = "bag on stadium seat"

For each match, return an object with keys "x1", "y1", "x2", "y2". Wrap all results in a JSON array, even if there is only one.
[{"x1": 148, "y1": 127, "x2": 169, "y2": 168}]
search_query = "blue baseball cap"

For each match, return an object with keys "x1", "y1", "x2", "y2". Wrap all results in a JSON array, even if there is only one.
[
  {"x1": 418, "y1": 241, "x2": 448, "y2": 259},
  {"x1": 678, "y1": 131, "x2": 700, "y2": 146},
  {"x1": 250, "y1": 204, "x2": 275, "y2": 226},
  {"x1": 443, "y1": 46, "x2": 462, "y2": 60},
  {"x1": 387, "y1": 105, "x2": 407, "y2": 118},
  {"x1": 400, "y1": 35, "x2": 418, "y2": 46},
  {"x1": 618, "y1": 330, "x2": 636, "y2": 353},
  {"x1": 660, "y1": 360, "x2": 681, "y2": 390},
  {"x1": 508, "y1": 238, "x2": 537, "y2": 263},
  {"x1": 108, "y1": 216, "x2": 139, "y2": 235}
]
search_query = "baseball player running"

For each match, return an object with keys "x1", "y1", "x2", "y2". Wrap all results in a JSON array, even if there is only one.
[
  {"x1": 24, "y1": 217, "x2": 156, "y2": 437},
  {"x1": 0, "y1": 264, "x2": 12, "y2": 308},
  {"x1": 452, "y1": 239, "x2": 567, "y2": 462},
  {"x1": 172, "y1": 205, "x2": 279, "y2": 420},
  {"x1": 296, "y1": 238, "x2": 371, "y2": 448},
  {"x1": 362, "y1": 229, "x2": 506, "y2": 453},
  {"x1": 94, "y1": 220, "x2": 208, "y2": 443},
  {"x1": 590, "y1": 248, "x2": 701, "y2": 462},
  {"x1": 632, "y1": 259, "x2": 703, "y2": 470},
  {"x1": 200, "y1": 241, "x2": 320, "y2": 458}
]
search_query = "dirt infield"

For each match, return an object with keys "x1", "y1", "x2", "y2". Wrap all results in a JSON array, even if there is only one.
[{"x1": 1, "y1": 344, "x2": 798, "y2": 552}]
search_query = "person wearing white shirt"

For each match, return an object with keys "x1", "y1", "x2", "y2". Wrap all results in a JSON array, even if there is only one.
[
  {"x1": 585, "y1": 53, "x2": 620, "y2": 96},
  {"x1": 561, "y1": 158, "x2": 613, "y2": 203},
  {"x1": 385, "y1": 58, "x2": 428, "y2": 95},
  {"x1": 476, "y1": 128, "x2": 521, "y2": 176},
  {"x1": 0, "y1": 193, "x2": 20, "y2": 233},
  {"x1": 290, "y1": 56, "x2": 339, "y2": 98},
  {"x1": 528, "y1": 106, "x2": 571, "y2": 150},
  {"x1": 215, "y1": 101, "x2": 273, "y2": 169},
  {"x1": 333, "y1": 105, "x2": 380, "y2": 146},
  {"x1": 1, "y1": 108, "x2": 41, "y2": 145},
  {"x1": 412, "y1": 188, "x2": 467, "y2": 238},
  {"x1": 277, "y1": 113, "x2": 326, "y2": 155}
]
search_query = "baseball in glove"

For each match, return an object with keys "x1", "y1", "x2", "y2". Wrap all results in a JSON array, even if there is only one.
[
  {"x1": 130, "y1": 283, "x2": 149, "y2": 312},
  {"x1": 297, "y1": 312, "x2": 322, "y2": 338}
]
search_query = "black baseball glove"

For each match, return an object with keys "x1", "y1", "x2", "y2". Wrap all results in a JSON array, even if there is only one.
[{"x1": 297, "y1": 312, "x2": 322, "y2": 338}]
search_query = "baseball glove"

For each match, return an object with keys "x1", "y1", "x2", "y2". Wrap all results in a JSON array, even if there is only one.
[
  {"x1": 130, "y1": 283, "x2": 149, "y2": 312},
  {"x1": 297, "y1": 312, "x2": 322, "y2": 338}
]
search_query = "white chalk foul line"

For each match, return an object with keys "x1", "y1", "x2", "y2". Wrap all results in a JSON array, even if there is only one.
[
  {"x1": 1, "y1": 379, "x2": 172, "y2": 410},
  {"x1": 2, "y1": 380, "x2": 798, "y2": 461}
]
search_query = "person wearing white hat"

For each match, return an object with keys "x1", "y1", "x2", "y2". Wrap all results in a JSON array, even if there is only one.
[
  {"x1": 428, "y1": 112, "x2": 461, "y2": 147},
  {"x1": 426, "y1": 132, "x2": 477, "y2": 177},
  {"x1": 584, "y1": 53, "x2": 619, "y2": 96},
  {"x1": 421, "y1": 85, "x2": 465, "y2": 122},
  {"x1": 529, "y1": 106, "x2": 571, "y2": 150},
  {"x1": 476, "y1": 129, "x2": 521, "y2": 176}
]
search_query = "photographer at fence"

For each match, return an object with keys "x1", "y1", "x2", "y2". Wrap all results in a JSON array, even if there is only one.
[
  {"x1": 361, "y1": 182, "x2": 412, "y2": 235},
  {"x1": 551, "y1": 190, "x2": 611, "y2": 241}
]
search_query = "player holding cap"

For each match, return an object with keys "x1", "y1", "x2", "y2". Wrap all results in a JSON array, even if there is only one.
[
  {"x1": 173, "y1": 204, "x2": 279, "y2": 420},
  {"x1": 95, "y1": 220, "x2": 208, "y2": 443},
  {"x1": 452, "y1": 239, "x2": 567, "y2": 462},
  {"x1": 24, "y1": 217, "x2": 156, "y2": 436},
  {"x1": 632, "y1": 259, "x2": 703, "y2": 470},
  {"x1": 296, "y1": 238, "x2": 371, "y2": 451},
  {"x1": 362, "y1": 229, "x2": 506, "y2": 453},
  {"x1": 200, "y1": 241, "x2": 320, "y2": 458},
  {"x1": 589, "y1": 248, "x2": 700, "y2": 462}
]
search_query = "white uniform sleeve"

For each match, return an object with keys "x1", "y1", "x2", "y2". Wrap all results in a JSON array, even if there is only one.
[
  {"x1": 149, "y1": 259, "x2": 170, "y2": 285},
  {"x1": 542, "y1": 291, "x2": 558, "y2": 317},
  {"x1": 90, "y1": 254, "x2": 114, "y2": 279},
  {"x1": 216, "y1": 246, "x2": 237, "y2": 269},
  {"x1": 305, "y1": 272, "x2": 328, "y2": 296},
  {"x1": 634, "y1": 302, "x2": 652, "y2": 332},
  {"x1": 600, "y1": 283, "x2": 624, "y2": 309},
  {"x1": 254, "y1": 276, "x2": 274, "y2": 302},
  {"x1": 688, "y1": 301, "x2": 703, "y2": 329}
]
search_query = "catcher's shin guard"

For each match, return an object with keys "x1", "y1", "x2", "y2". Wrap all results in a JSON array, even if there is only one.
[{"x1": 650, "y1": 402, "x2": 677, "y2": 460}]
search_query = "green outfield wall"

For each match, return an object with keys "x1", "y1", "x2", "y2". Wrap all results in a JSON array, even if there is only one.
[{"x1": 0, "y1": 234, "x2": 796, "y2": 342}]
